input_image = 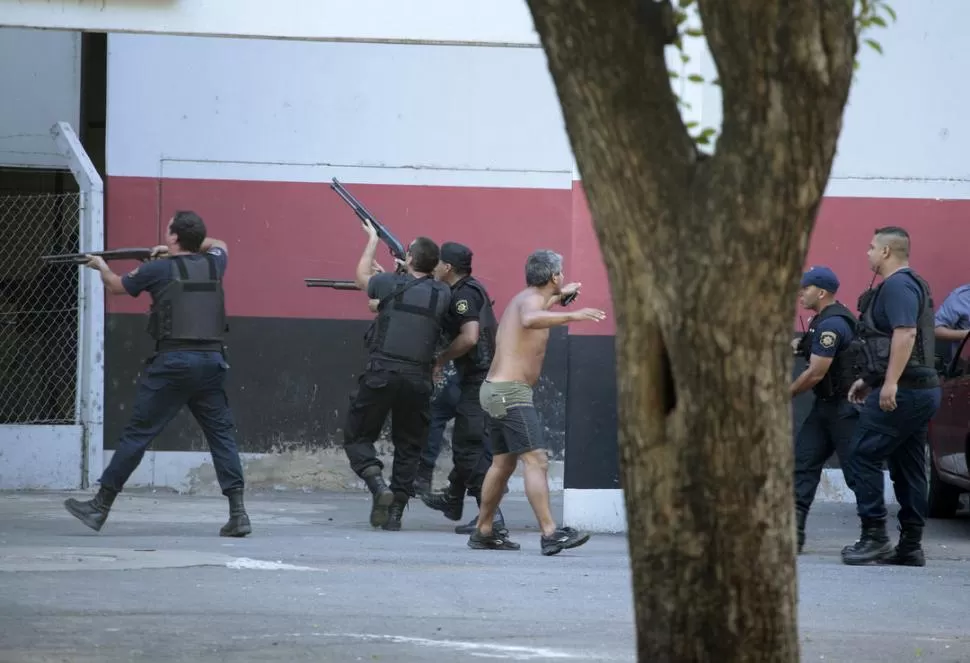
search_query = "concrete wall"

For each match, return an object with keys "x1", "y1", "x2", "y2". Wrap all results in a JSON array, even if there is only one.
[{"x1": 0, "y1": 27, "x2": 81, "y2": 169}]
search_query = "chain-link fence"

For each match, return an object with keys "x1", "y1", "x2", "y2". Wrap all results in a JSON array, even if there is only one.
[{"x1": 0, "y1": 192, "x2": 81, "y2": 424}]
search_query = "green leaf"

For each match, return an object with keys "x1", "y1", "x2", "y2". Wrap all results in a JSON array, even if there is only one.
[
  {"x1": 685, "y1": 28, "x2": 704, "y2": 38},
  {"x1": 686, "y1": 121, "x2": 699, "y2": 129},
  {"x1": 687, "y1": 73, "x2": 704, "y2": 83},
  {"x1": 668, "y1": 69, "x2": 679, "y2": 79},
  {"x1": 698, "y1": 128, "x2": 716, "y2": 139},
  {"x1": 695, "y1": 134, "x2": 711, "y2": 146},
  {"x1": 865, "y1": 38, "x2": 883, "y2": 54},
  {"x1": 710, "y1": 77, "x2": 721, "y2": 86},
  {"x1": 674, "y1": 10, "x2": 688, "y2": 26},
  {"x1": 871, "y1": 15, "x2": 887, "y2": 27},
  {"x1": 681, "y1": 53, "x2": 691, "y2": 63},
  {"x1": 678, "y1": 0, "x2": 694, "y2": 7},
  {"x1": 883, "y1": 4, "x2": 897, "y2": 21}
]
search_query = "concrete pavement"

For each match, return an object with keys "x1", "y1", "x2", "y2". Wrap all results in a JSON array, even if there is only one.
[{"x1": 1, "y1": 489, "x2": 969, "y2": 662}]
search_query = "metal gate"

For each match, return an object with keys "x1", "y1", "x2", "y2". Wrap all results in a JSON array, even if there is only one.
[{"x1": 0, "y1": 122, "x2": 104, "y2": 490}]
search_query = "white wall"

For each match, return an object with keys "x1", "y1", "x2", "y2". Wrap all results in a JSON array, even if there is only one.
[
  {"x1": 107, "y1": 34, "x2": 573, "y2": 188},
  {"x1": 685, "y1": 0, "x2": 970, "y2": 199},
  {"x1": 0, "y1": 27, "x2": 81, "y2": 169},
  {"x1": 0, "y1": 0, "x2": 539, "y2": 46}
]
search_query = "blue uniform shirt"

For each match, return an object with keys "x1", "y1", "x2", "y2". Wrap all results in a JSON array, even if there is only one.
[
  {"x1": 121, "y1": 247, "x2": 229, "y2": 299},
  {"x1": 870, "y1": 269, "x2": 921, "y2": 335},
  {"x1": 810, "y1": 314, "x2": 854, "y2": 358},
  {"x1": 934, "y1": 283, "x2": 970, "y2": 359}
]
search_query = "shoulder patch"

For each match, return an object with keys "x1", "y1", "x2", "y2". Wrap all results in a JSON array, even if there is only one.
[
  {"x1": 819, "y1": 330, "x2": 838, "y2": 348},
  {"x1": 455, "y1": 299, "x2": 469, "y2": 314},
  {"x1": 126, "y1": 266, "x2": 140, "y2": 278}
]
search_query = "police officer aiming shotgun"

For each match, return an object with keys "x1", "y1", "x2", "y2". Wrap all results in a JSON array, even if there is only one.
[
  {"x1": 63, "y1": 211, "x2": 251, "y2": 538},
  {"x1": 342, "y1": 218, "x2": 451, "y2": 531}
]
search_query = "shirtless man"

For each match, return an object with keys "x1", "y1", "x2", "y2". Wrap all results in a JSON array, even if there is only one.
[{"x1": 468, "y1": 249, "x2": 606, "y2": 555}]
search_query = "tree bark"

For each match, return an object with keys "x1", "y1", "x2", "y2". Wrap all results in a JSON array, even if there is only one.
[{"x1": 525, "y1": 1, "x2": 857, "y2": 661}]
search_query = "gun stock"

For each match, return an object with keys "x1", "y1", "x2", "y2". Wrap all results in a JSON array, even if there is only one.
[
  {"x1": 330, "y1": 177, "x2": 407, "y2": 271},
  {"x1": 39, "y1": 247, "x2": 155, "y2": 264},
  {"x1": 304, "y1": 278, "x2": 361, "y2": 291}
]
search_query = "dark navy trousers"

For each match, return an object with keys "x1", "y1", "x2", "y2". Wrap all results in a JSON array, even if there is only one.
[
  {"x1": 846, "y1": 385, "x2": 941, "y2": 529},
  {"x1": 99, "y1": 351, "x2": 245, "y2": 495},
  {"x1": 794, "y1": 398, "x2": 860, "y2": 515}
]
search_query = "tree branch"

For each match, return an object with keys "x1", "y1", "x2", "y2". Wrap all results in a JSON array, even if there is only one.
[
  {"x1": 699, "y1": 1, "x2": 857, "y2": 186},
  {"x1": 526, "y1": 0, "x2": 698, "y2": 227}
]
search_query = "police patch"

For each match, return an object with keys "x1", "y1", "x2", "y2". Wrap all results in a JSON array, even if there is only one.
[
  {"x1": 455, "y1": 299, "x2": 469, "y2": 314},
  {"x1": 819, "y1": 331, "x2": 838, "y2": 348}
]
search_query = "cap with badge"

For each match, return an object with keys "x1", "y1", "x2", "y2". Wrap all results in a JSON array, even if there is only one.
[
  {"x1": 440, "y1": 242, "x2": 473, "y2": 272},
  {"x1": 800, "y1": 266, "x2": 840, "y2": 293}
]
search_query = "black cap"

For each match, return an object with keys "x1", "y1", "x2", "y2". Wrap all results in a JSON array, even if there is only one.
[{"x1": 440, "y1": 242, "x2": 473, "y2": 272}]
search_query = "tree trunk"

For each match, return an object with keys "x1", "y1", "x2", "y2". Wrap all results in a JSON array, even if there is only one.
[{"x1": 525, "y1": 1, "x2": 857, "y2": 661}]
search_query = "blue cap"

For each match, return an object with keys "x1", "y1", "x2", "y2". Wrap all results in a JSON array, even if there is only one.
[{"x1": 801, "y1": 266, "x2": 840, "y2": 293}]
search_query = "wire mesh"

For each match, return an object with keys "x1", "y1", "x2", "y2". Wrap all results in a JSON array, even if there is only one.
[{"x1": 0, "y1": 192, "x2": 81, "y2": 424}]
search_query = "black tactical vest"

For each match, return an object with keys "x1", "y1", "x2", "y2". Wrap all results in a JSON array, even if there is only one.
[
  {"x1": 796, "y1": 302, "x2": 865, "y2": 400},
  {"x1": 370, "y1": 275, "x2": 444, "y2": 366},
  {"x1": 857, "y1": 270, "x2": 937, "y2": 383},
  {"x1": 452, "y1": 276, "x2": 498, "y2": 378},
  {"x1": 148, "y1": 254, "x2": 227, "y2": 348}
]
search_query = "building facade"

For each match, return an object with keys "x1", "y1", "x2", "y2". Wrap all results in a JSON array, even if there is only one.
[{"x1": 1, "y1": 1, "x2": 966, "y2": 530}]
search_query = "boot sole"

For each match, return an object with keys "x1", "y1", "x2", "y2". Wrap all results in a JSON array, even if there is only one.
[
  {"x1": 841, "y1": 543, "x2": 894, "y2": 565},
  {"x1": 220, "y1": 525, "x2": 253, "y2": 537},
  {"x1": 63, "y1": 499, "x2": 106, "y2": 532},
  {"x1": 370, "y1": 490, "x2": 395, "y2": 528}
]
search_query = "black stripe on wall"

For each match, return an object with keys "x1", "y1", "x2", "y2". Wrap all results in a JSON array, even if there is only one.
[
  {"x1": 560, "y1": 336, "x2": 834, "y2": 491},
  {"x1": 104, "y1": 314, "x2": 569, "y2": 458}
]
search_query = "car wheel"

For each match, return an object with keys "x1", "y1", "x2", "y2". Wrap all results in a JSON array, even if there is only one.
[{"x1": 927, "y1": 443, "x2": 962, "y2": 519}]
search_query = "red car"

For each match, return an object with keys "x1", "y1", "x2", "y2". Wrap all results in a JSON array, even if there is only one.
[{"x1": 927, "y1": 335, "x2": 970, "y2": 518}]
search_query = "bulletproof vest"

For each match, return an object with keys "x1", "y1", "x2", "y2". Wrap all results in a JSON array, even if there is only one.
[
  {"x1": 148, "y1": 254, "x2": 227, "y2": 343},
  {"x1": 796, "y1": 302, "x2": 864, "y2": 400},
  {"x1": 453, "y1": 276, "x2": 498, "y2": 376},
  {"x1": 857, "y1": 270, "x2": 936, "y2": 380},
  {"x1": 370, "y1": 275, "x2": 443, "y2": 366}
]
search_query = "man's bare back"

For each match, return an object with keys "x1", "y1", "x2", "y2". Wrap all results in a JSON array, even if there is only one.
[{"x1": 487, "y1": 286, "x2": 606, "y2": 386}]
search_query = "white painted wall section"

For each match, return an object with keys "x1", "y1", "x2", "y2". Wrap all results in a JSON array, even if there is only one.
[
  {"x1": 0, "y1": 0, "x2": 539, "y2": 46},
  {"x1": 0, "y1": 28, "x2": 81, "y2": 169},
  {"x1": 0, "y1": 426, "x2": 83, "y2": 490},
  {"x1": 107, "y1": 35, "x2": 573, "y2": 187}
]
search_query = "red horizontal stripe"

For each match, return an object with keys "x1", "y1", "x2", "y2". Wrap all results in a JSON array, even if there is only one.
[
  {"x1": 106, "y1": 177, "x2": 572, "y2": 321},
  {"x1": 106, "y1": 177, "x2": 970, "y2": 340}
]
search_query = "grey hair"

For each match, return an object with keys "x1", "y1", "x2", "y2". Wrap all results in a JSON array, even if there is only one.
[{"x1": 525, "y1": 249, "x2": 563, "y2": 287}]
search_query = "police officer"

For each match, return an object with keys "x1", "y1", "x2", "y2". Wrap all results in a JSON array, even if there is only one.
[
  {"x1": 419, "y1": 242, "x2": 506, "y2": 534},
  {"x1": 343, "y1": 220, "x2": 451, "y2": 531},
  {"x1": 413, "y1": 360, "x2": 461, "y2": 496},
  {"x1": 934, "y1": 282, "x2": 970, "y2": 365},
  {"x1": 790, "y1": 266, "x2": 863, "y2": 553},
  {"x1": 843, "y1": 226, "x2": 942, "y2": 566},
  {"x1": 63, "y1": 211, "x2": 251, "y2": 537}
]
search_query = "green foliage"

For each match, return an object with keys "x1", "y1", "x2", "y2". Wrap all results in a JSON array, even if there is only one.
[{"x1": 666, "y1": 0, "x2": 897, "y2": 148}]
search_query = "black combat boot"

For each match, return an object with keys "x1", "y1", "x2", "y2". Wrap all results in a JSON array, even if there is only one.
[
  {"x1": 796, "y1": 509, "x2": 807, "y2": 554},
  {"x1": 64, "y1": 486, "x2": 118, "y2": 532},
  {"x1": 841, "y1": 518, "x2": 893, "y2": 565},
  {"x1": 361, "y1": 466, "x2": 394, "y2": 528},
  {"x1": 220, "y1": 488, "x2": 252, "y2": 537},
  {"x1": 413, "y1": 463, "x2": 434, "y2": 497},
  {"x1": 383, "y1": 492, "x2": 409, "y2": 531},
  {"x1": 420, "y1": 481, "x2": 464, "y2": 521},
  {"x1": 879, "y1": 525, "x2": 925, "y2": 567},
  {"x1": 455, "y1": 494, "x2": 506, "y2": 535}
]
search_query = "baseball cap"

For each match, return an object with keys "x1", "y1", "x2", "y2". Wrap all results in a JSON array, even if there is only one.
[
  {"x1": 440, "y1": 242, "x2": 473, "y2": 272},
  {"x1": 801, "y1": 266, "x2": 840, "y2": 293}
]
